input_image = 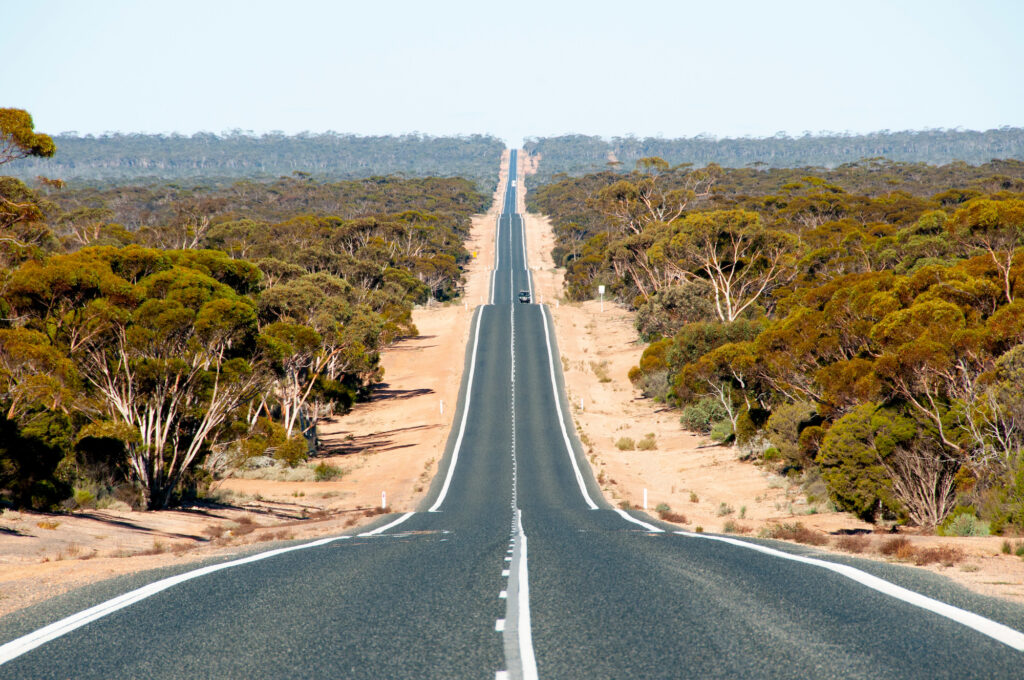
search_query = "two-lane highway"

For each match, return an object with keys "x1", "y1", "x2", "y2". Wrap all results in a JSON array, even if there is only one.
[{"x1": 3, "y1": 150, "x2": 1024, "y2": 678}]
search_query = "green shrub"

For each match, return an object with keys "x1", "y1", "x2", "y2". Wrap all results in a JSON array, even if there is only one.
[
  {"x1": 615, "y1": 437, "x2": 635, "y2": 451},
  {"x1": 679, "y1": 397, "x2": 728, "y2": 434},
  {"x1": 655, "y1": 502, "x2": 671, "y2": 513},
  {"x1": 72, "y1": 488, "x2": 96, "y2": 509},
  {"x1": 716, "y1": 502, "x2": 734, "y2": 517},
  {"x1": 313, "y1": 462, "x2": 343, "y2": 481},
  {"x1": 764, "y1": 401, "x2": 818, "y2": 468},
  {"x1": 637, "y1": 433, "x2": 657, "y2": 450},
  {"x1": 938, "y1": 508, "x2": 990, "y2": 536},
  {"x1": 709, "y1": 420, "x2": 733, "y2": 443},
  {"x1": 816, "y1": 403, "x2": 910, "y2": 523},
  {"x1": 275, "y1": 437, "x2": 309, "y2": 468}
]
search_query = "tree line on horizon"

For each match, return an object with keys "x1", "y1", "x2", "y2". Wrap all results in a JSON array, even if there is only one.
[
  {"x1": 0, "y1": 110, "x2": 490, "y2": 511},
  {"x1": 529, "y1": 155, "x2": 1024, "y2": 534},
  {"x1": 524, "y1": 129, "x2": 1024, "y2": 186},
  {"x1": 4, "y1": 131, "x2": 505, "y2": 192}
]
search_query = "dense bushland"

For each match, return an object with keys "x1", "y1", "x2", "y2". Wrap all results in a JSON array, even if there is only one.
[
  {"x1": 531, "y1": 155, "x2": 1024, "y2": 532},
  {"x1": 5, "y1": 132, "x2": 504, "y2": 190},
  {"x1": 0, "y1": 111, "x2": 490, "y2": 510},
  {"x1": 524, "y1": 129, "x2": 1024, "y2": 185}
]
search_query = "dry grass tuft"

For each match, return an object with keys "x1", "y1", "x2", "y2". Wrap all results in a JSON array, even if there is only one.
[
  {"x1": 913, "y1": 546, "x2": 964, "y2": 567},
  {"x1": 722, "y1": 520, "x2": 752, "y2": 534},
  {"x1": 658, "y1": 510, "x2": 688, "y2": 524},
  {"x1": 232, "y1": 516, "x2": 259, "y2": 536},
  {"x1": 879, "y1": 536, "x2": 911, "y2": 557},
  {"x1": 761, "y1": 522, "x2": 828, "y2": 546},
  {"x1": 835, "y1": 534, "x2": 871, "y2": 553},
  {"x1": 202, "y1": 524, "x2": 227, "y2": 540}
]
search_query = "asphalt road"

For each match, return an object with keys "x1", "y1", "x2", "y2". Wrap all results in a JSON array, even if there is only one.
[{"x1": 3, "y1": 150, "x2": 1024, "y2": 678}]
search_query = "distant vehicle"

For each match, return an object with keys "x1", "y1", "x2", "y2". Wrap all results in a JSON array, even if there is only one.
[{"x1": 517, "y1": 290, "x2": 531, "y2": 303}]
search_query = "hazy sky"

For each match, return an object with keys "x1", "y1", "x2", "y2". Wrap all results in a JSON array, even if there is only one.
[{"x1": 3, "y1": 0, "x2": 1022, "y2": 146}]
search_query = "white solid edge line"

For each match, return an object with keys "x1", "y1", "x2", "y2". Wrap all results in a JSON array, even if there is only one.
[
  {"x1": 358, "y1": 512, "x2": 415, "y2": 537},
  {"x1": 614, "y1": 508, "x2": 664, "y2": 533},
  {"x1": 428, "y1": 305, "x2": 484, "y2": 512},
  {"x1": 0, "y1": 533, "x2": 354, "y2": 665},
  {"x1": 516, "y1": 508, "x2": 539, "y2": 680},
  {"x1": 539, "y1": 306, "x2": 598, "y2": 510},
  {"x1": 676, "y1": 531, "x2": 1024, "y2": 652}
]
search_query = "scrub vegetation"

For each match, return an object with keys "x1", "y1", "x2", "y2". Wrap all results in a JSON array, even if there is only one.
[
  {"x1": 4, "y1": 131, "x2": 504, "y2": 191},
  {"x1": 523, "y1": 129, "x2": 1024, "y2": 186},
  {"x1": 530, "y1": 152, "x2": 1024, "y2": 534},
  {"x1": 0, "y1": 109, "x2": 488, "y2": 511}
]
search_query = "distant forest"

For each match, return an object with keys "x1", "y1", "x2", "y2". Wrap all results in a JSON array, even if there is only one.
[
  {"x1": 523, "y1": 128, "x2": 1024, "y2": 185},
  {"x1": 5, "y1": 132, "x2": 505, "y2": 190}
]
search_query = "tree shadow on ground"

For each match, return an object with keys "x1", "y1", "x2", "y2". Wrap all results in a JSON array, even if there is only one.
[
  {"x1": 319, "y1": 424, "x2": 442, "y2": 457},
  {"x1": 369, "y1": 383, "x2": 434, "y2": 401}
]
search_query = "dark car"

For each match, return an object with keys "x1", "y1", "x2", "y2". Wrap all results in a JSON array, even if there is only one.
[{"x1": 517, "y1": 290, "x2": 531, "y2": 303}]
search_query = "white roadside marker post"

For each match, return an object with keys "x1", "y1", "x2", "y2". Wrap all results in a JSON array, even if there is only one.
[
  {"x1": 440, "y1": 399, "x2": 444, "y2": 415},
  {"x1": 598, "y1": 284, "x2": 605, "y2": 313},
  {"x1": 382, "y1": 491, "x2": 387, "y2": 510},
  {"x1": 643, "y1": 488, "x2": 648, "y2": 510}
]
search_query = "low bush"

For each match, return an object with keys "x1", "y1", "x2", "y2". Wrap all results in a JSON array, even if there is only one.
[
  {"x1": 761, "y1": 522, "x2": 828, "y2": 545},
  {"x1": 938, "y1": 509, "x2": 991, "y2": 537},
  {"x1": 679, "y1": 397, "x2": 728, "y2": 435},
  {"x1": 274, "y1": 437, "x2": 309, "y2": 468},
  {"x1": 716, "y1": 502, "x2": 735, "y2": 517},
  {"x1": 72, "y1": 488, "x2": 97, "y2": 509},
  {"x1": 637, "y1": 433, "x2": 657, "y2": 450},
  {"x1": 722, "y1": 520, "x2": 752, "y2": 534},
  {"x1": 913, "y1": 546, "x2": 964, "y2": 566},
  {"x1": 658, "y1": 509, "x2": 688, "y2": 524},
  {"x1": 709, "y1": 420, "x2": 733, "y2": 444},
  {"x1": 615, "y1": 437, "x2": 635, "y2": 451},
  {"x1": 314, "y1": 462, "x2": 344, "y2": 481},
  {"x1": 835, "y1": 534, "x2": 871, "y2": 553},
  {"x1": 879, "y1": 536, "x2": 913, "y2": 558}
]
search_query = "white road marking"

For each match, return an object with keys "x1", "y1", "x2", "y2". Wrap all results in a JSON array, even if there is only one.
[
  {"x1": 0, "y1": 533, "x2": 355, "y2": 665},
  {"x1": 427, "y1": 307, "x2": 484, "y2": 512},
  {"x1": 512, "y1": 508, "x2": 539, "y2": 680},
  {"x1": 614, "y1": 509, "x2": 664, "y2": 533},
  {"x1": 538, "y1": 305, "x2": 599, "y2": 509},
  {"x1": 495, "y1": 619, "x2": 506, "y2": 632},
  {"x1": 499, "y1": 590, "x2": 508, "y2": 599},
  {"x1": 502, "y1": 569, "x2": 510, "y2": 577},
  {"x1": 358, "y1": 512, "x2": 415, "y2": 536},
  {"x1": 677, "y1": 531, "x2": 1024, "y2": 651}
]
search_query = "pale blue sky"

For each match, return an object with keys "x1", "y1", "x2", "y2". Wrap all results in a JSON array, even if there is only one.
[{"x1": 2, "y1": 0, "x2": 1022, "y2": 146}]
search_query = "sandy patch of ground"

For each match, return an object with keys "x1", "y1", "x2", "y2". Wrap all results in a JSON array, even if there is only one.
[
  {"x1": 0, "y1": 151, "x2": 510, "y2": 619},
  {"x1": 517, "y1": 164, "x2": 1024, "y2": 605}
]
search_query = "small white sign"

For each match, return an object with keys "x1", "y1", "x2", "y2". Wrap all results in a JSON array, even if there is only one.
[{"x1": 598, "y1": 285, "x2": 605, "y2": 295}]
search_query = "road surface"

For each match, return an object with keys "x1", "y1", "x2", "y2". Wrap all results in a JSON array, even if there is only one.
[{"x1": 2, "y1": 150, "x2": 1024, "y2": 678}]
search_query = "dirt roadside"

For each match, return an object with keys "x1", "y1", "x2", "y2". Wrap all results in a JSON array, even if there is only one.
[
  {"x1": 517, "y1": 150, "x2": 1024, "y2": 605},
  {"x1": 0, "y1": 151, "x2": 510, "y2": 619}
]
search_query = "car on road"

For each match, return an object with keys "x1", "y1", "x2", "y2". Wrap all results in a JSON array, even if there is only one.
[{"x1": 517, "y1": 290, "x2": 531, "y2": 303}]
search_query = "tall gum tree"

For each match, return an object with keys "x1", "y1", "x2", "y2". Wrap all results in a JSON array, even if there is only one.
[{"x1": 657, "y1": 209, "x2": 796, "y2": 322}]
